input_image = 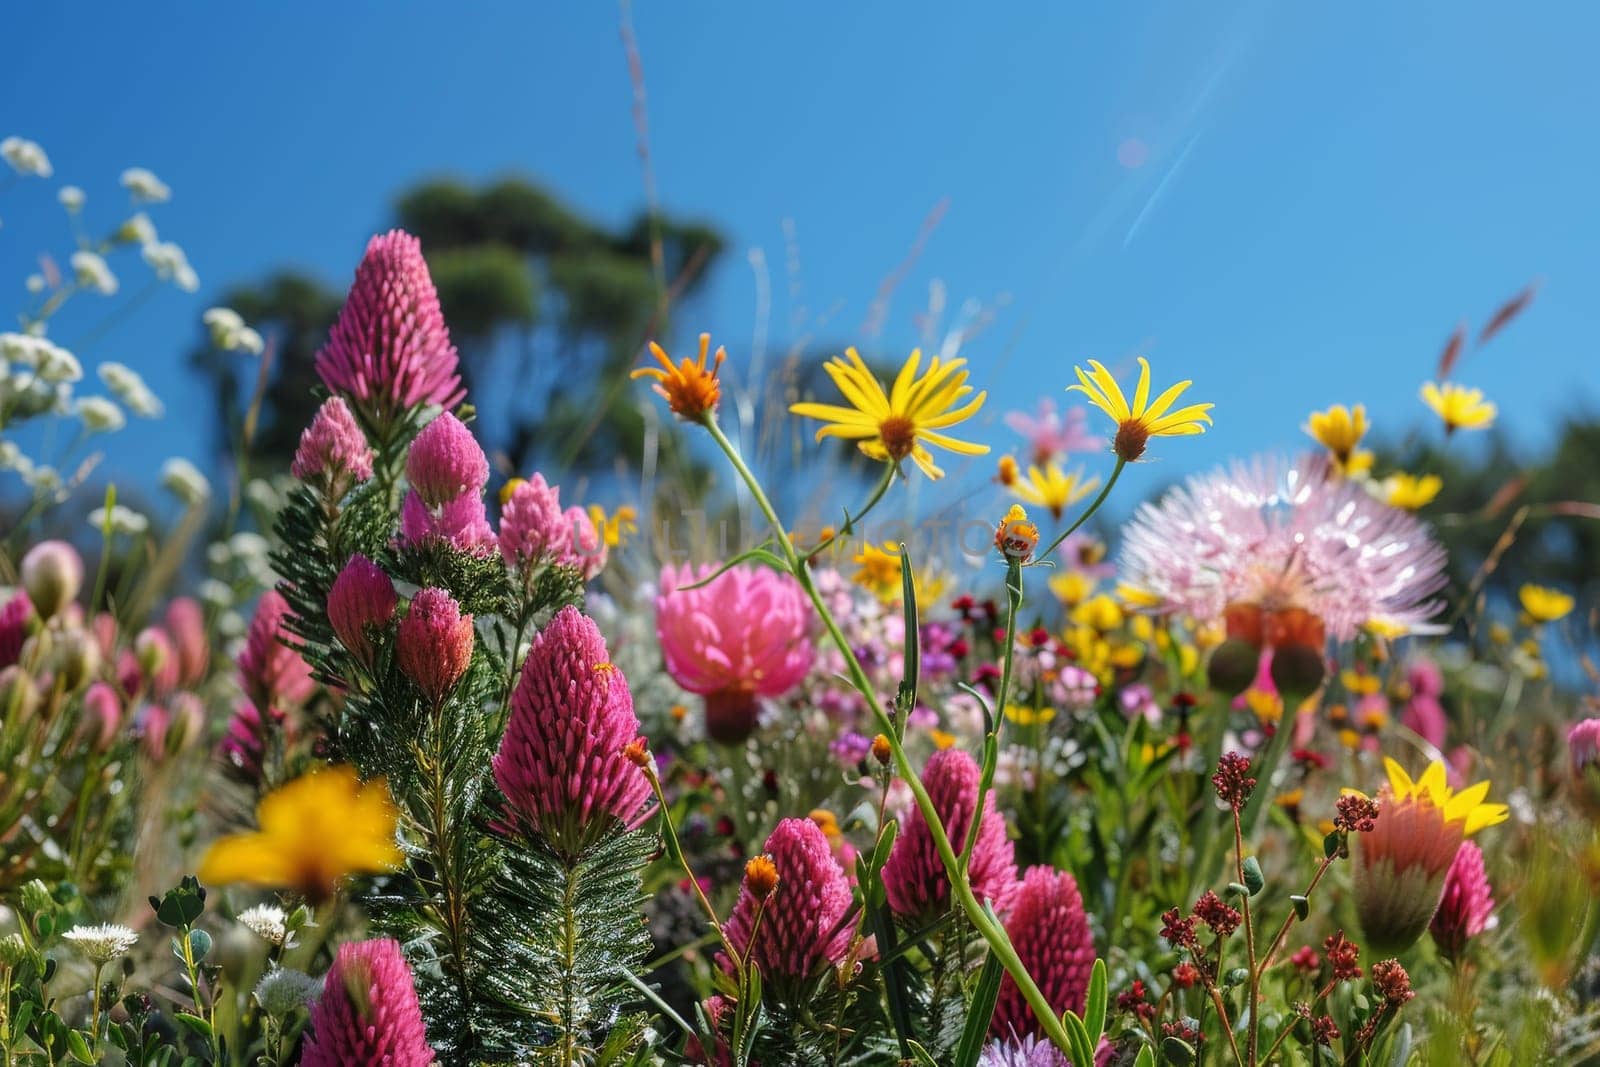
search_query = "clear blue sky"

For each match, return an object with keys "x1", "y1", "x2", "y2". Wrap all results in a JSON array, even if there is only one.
[{"x1": 5, "y1": 2, "x2": 1597, "y2": 518}]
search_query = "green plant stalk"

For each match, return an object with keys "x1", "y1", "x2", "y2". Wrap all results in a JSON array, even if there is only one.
[
  {"x1": 1039, "y1": 458, "x2": 1126, "y2": 559},
  {"x1": 177, "y1": 922, "x2": 223, "y2": 1064},
  {"x1": 703, "y1": 417, "x2": 1080, "y2": 1059},
  {"x1": 960, "y1": 557, "x2": 1021, "y2": 867},
  {"x1": 803, "y1": 462, "x2": 896, "y2": 563},
  {"x1": 87, "y1": 960, "x2": 105, "y2": 1057}
]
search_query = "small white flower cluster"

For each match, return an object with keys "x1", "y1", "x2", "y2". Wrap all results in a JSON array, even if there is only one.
[
  {"x1": 1, "y1": 136, "x2": 52, "y2": 178},
  {"x1": 237, "y1": 903, "x2": 290, "y2": 946},
  {"x1": 98, "y1": 362, "x2": 164, "y2": 418},
  {"x1": 120, "y1": 167, "x2": 171, "y2": 204},
  {"x1": 161, "y1": 458, "x2": 210, "y2": 506},
  {"x1": 204, "y1": 528, "x2": 278, "y2": 641},
  {"x1": 74, "y1": 395, "x2": 125, "y2": 433},
  {"x1": 202, "y1": 307, "x2": 265, "y2": 355},
  {"x1": 70, "y1": 251, "x2": 118, "y2": 296},
  {"x1": 61, "y1": 923, "x2": 138, "y2": 964},
  {"x1": 3, "y1": 332, "x2": 83, "y2": 383},
  {"x1": 254, "y1": 967, "x2": 320, "y2": 1018},
  {"x1": 57, "y1": 185, "x2": 85, "y2": 213},
  {"x1": 143, "y1": 240, "x2": 199, "y2": 293},
  {"x1": 88, "y1": 504, "x2": 151, "y2": 537}
]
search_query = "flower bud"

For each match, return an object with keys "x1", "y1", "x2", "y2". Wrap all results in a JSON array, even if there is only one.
[
  {"x1": 1207, "y1": 639, "x2": 1261, "y2": 698},
  {"x1": 405, "y1": 412, "x2": 488, "y2": 507},
  {"x1": 134, "y1": 626, "x2": 178, "y2": 694},
  {"x1": 0, "y1": 592, "x2": 35, "y2": 670},
  {"x1": 396, "y1": 588, "x2": 473, "y2": 704},
  {"x1": 20, "y1": 540, "x2": 83, "y2": 619},
  {"x1": 327, "y1": 554, "x2": 397, "y2": 667},
  {"x1": 49, "y1": 626, "x2": 100, "y2": 692},
  {"x1": 744, "y1": 855, "x2": 780, "y2": 902},
  {"x1": 83, "y1": 681, "x2": 122, "y2": 749},
  {"x1": 166, "y1": 692, "x2": 207, "y2": 752},
  {"x1": 1269, "y1": 644, "x2": 1326, "y2": 705},
  {"x1": 0, "y1": 665, "x2": 40, "y2": 721},
  {"x1": 1569, "y1": 719, "x2": 1600, "y2": 818}
]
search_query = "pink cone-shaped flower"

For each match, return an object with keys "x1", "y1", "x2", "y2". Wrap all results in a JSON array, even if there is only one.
[
  {"x1": 292, "y1": 396, "x2": 374, "y2": 492},
  {"x1": 1570, "y1": 718, "x2": 1600, "y2": 816},
  {"x1": 400, "y1": 491, "x2": 497, "y2": 554},
  {"x1": 134, "y1": 626, "x2": 179, "y2": 696},
  {"x1": 217, "y1": 701, "x2": 290, "y2": 786},
  {"x1": 164, "y1": 597, "x2": 210, "y2": 687},
  {"x1": 492, "y1": 606, "x2": 650, "y2": 854},
  {"x1": 883, "y1": 749, "x2": 1016, "y2": 921},
  {"x1": 564, "y1": 505, "x2": 606, "y2": 580},
  {"x1": 1401, "y1": 656, "x2": 1447, "y2": 748},
  {"x1": 328, "y1": 555, "x2": 398, "y2": 667},
  {"x1": 991, "y1": 867, "x2": 1095, "y2": 1040},
  {"x1": 1430, "y1": 841, "x2": 1494, "y2": 960},
  {"x1": 656, "y1": 563, "x2": 813, "y2": 744},
  {"x1": 406, "y1": 412, "x2": 488, "y2": 507},
  {"x1": 721, "y1": 818, "x2": 854, "y2": 987},
  {"x1": 498, "y1": 474, "x2": 570, "y2": 568},
  {"x1": 21, "y1": 540, "x2": 82, "y2": 619},
  {"x1": 301, "y1": 938, "x2": 435, "y2": 1067},
  {"x1": 396, "y1": 588, "x2": 473, "y2": 705},
  {"x1": 0, "y1": 591, "x2": 32, "y2": 669},
  {"x1": 238, "y1": 591, "x2": 314, "y2": 712},
  {"x1": 314, "y1": 229, "x2": 464, "y2": 428},
  {"x1": 83, "y1": 681, "x2": 122, "y2": 749}
]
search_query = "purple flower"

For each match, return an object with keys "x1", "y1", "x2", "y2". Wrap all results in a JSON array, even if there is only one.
[
  {"x1": 301, "y1": 938, "x2": 434, "y2": 1067},
  {"x1": 315, "y1": 229, "x2": 464, "y2": 430},
  {"x1": 492, "y1": 607, "x2": 651, "y2": 855},
  {"x1": 1004, "y1": 398, "x2": 1104, "y2": 465},
  {"x1": 978, "y1": 1035, "x2": 1073, "y2": 1067}
]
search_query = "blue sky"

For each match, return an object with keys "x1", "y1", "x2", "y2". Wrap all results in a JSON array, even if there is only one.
[{"x1": 5, "y1": 2, "x2": 1597, "y2": 523}]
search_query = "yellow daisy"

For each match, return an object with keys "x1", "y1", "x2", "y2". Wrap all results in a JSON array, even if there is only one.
[
  {"x1": 1421, "y1": 381, "x2": 1496, "y2": 433},
  {"x1": 587, "y1": 504, "x2": 638, "y2": 549},
  {"x1": 1067, "y1": 357, "x2": 1213, "y2": 462},
  {"x1": 1304, "y1": 403, "x2": 1368, "y2": 463},
  {"x1": 198, "y1": 766, "x2": 401, "y2": 903},
  {"x1": 1379, "y1": 758, "x2": 1509, "y2": 836},
  {"x1": 790, "y1": 347, "x2": 989, "y2": 479},
  {"x1": 852, "y1": 541, "x2": 904, "y2": 600},
  {"x1": 1008, "y1": 461, "x2": 1100, "y2": 522},
  {"x1": 1384, "y1": 472, "x2": 1442, "y2": 510},
  {"x1": 1519, "y1": 583, "x2": 1574, "y2": 623}
]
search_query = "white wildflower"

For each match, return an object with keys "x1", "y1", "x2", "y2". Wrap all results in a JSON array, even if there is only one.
[
  {"x1": 254, "y1": 967, "x2": 319, "y2": 1018},
  {"x1": 142, "y1": 241, "x2": 198, "y2": 292},
  {"x1": 237, "y1": 904, "x2": 288, "y2": 946},
  {"x1": 0, "y1": 333, "x2": 36, "y2": 366},
  {"x1": 228, "y1": 531, "x2": 270, "y2": 560},
  {"x1": 217, "y1": 611, "x2": 246, "y2": 639},
  {"x1": 120, "y1": 167, "x2": 171, "y2": 204},
  {"x1": 206, "y1": 541, "x2": 232, "y2": 566},
  {"x1": 97, "y1": 361, "x2": 163, "y2": 417},
  {"x1": 203, "y1": 307, "x2": 264, "y2": 354},
  {"x1": 25, "y1": 274, "x2": 45, "y2": 294},
  {"x1": 0, "y1": 441, "x2": 22, "y2": 470},
  {"x1": 117, "y1": 212, "x2": 157, "y2": 247},
  {"x1": 197, "y1": 578, "x2": 233, "y2": 608},
  {"x1": 70, "y1": 251, "x2": 118, "y2": 296},
  {"x1": 88, "y1": 505, "x2": 149, "y2": 536},
  {"x1": 61, "y1": 923, "x2": 138, "y2": 964},
  {"x1": 23, "y1": 465, "x2": 61, "y2": 495},
  {"x1": 75, "y1": 396, "x2": 125, "y2": 433},
  {"x1": 57, "y1": 186, "x2": 85, "y2": 213},
  {"x1": 33, "y1": 340, "x2": 82, "y2": 383},
  {"x1": 0, "y1": 137, "x2": 52, "y2": 178},
  {"x1": 161, "y1": 458, "x2": 209, "y2": 505}
]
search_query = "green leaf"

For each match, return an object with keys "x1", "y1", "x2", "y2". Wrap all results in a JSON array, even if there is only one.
[
  {"x1": 894, "y1": 542, "x2": 920, "y2": 731},
  {"x1": 1242, "y1": 855, "x2": 1265, "y2": 895},
  {"x1": 1291, "y1": 894, "x2": 1310, "y2": 920},
  {"x1": 678, "y1": 545, "x2": 784, "y2": 589},
  {"x1": 187, "y1": 927, "x2": 213, "y2": 961},
  {"x1": 1061, "y1": 1010, "x2": 1097, "y2": 1067},
  {"x1": 1162, "y1": 1035, "x2": 1197, "y2": 1065},
  {"x1": 866, "y1": 886, "x2": 914, "y2": 1057},
  {"x1": 1083, "y1": 958, "x2": 1108, "y2": 1041},
  {"x1": 66, "y1": 1029, "x2": 96, "y2": 1065},
  {"x1": 954, "y1": 953, "x2": 1005, "y2": 1067},
  {"x1": 1324, "y1": 831, "x2": 1343, "y2": 859},
  {"x1": 1133, "y1": 1046, "x2": 1156, "y2": 1067},
  {"x1": 907, "y1": 1039, "x2": 941, "y2": 1067},
  {"x1": 174, "y1": 1012, "x2": 214, "y2": 1041}
]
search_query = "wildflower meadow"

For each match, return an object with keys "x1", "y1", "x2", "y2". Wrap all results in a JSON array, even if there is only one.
[{"x1": 2, "y1": 16, "x2": 1599, "y2": 1065}]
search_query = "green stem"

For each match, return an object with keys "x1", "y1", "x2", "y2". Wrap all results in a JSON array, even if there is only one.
[
  {"x1": 702, "y1": 416, "x2": 1080, "y2": 1059},
  {"x1": 1040, "y1": 458, "x2": 1126, "y2": 559},
  {"x1": 962, "y1": 558, "x2": 1021, "y2": 866},
  {"x1": 803, "y1": 462, "x2": 897, "y2": 562}
]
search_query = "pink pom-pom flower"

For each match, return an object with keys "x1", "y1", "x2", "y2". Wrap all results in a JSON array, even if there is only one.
[
  {"x1": 655, "y1": 563, "x2": 813, "y2": 744},
  {"x1": 882, "y1": 749, "x2": 1016, "y2": 922},
  {"x1": 314, "y1": 229, "x2": 464, "y2": 430},
  {"x1": 405, "y1": 412, "x2": 488, "y2": 508},
  {"x1": 1429, "y1": 841, "x2": 1495, "y2": 960},
  {"x1": 990, "y1": 867, "x2": 1095, "y2": 1041},
  {"x1": 292, "y1": 396, "x2": 375, "y2": 494},
  {"x1": 301, "y1": 938, "x2": 435, "y2": 1067},
  {"x1": 498, "y1": 474, "x2": 571, "y2": 568},
  {"x1": 396, "y1": 588, "x2": 474, "y2": 705},
  {"x1": 720, "y1": 817, "x2": 854, "y2": 989},
  {"x1": 328, "y1": 555, "x2": 398, "y2": 667},
  {"x1": 492, "y1": 606, "x2": 650, "y2": 855}
]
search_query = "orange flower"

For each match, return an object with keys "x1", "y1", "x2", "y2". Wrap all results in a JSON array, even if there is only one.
[{"x1": 632, "y1": 333, "x2": 725, "y2": 421}]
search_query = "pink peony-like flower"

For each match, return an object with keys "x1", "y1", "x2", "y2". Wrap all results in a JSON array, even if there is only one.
[
  {"x1": 492, "y1": 606, "x2": 650, "y2": 854},
  {"x1": 301, "y1": 938, "x2": 435, "y2": 1067},
  {"x1": 400, "y1": 490, "x2": 497, "y2": 555},
  {"x1": 314, "y1": 229, "x2": 464, "y2": 429},
  {"x1": 1004, "y1": 398, "x2": 1104, "y2": 466},
  {"x1": 1430, "y1": 841, "x2": 1494, "y2": 960},
  {"x1": 237, "y1": 591, "x2": 314, "y2": 713},
  {"x1": 721, "y1": 818, "x2": 854, "y2": 986},
  {"x1": 405, "y1": 412, "x2": 488, "y2": 508},
  {"x1": 0, "y1": 591, "x2": 32, "y2": 669},
  {"x1": 396, "y1": 588, "x2": 474, "y2": 704},
  {"x1": 328, "y1": 555, "x2": 398, "y2": 667},
  {"x1": 163, "y1": 597, "x2": 210, "y2": 688},
  {"x1": 882, "y1": 749, "x2": 1016, "y2": 921},
  {"x1": 1119, "y1": 455, "x2": 1448, "y2": 642},
  {"x1": 498, "y1": 474, "x2": 569, "y2": 569},
  {"x1": 655, "y1": 563, "x2": 813, "y2": 743},
  {"x1": 991, "y1": 867, "x2": 1095, "y2": 1041},
  {"x1": 292, "y1": 396, "x2": 374, "y2": 491}
]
